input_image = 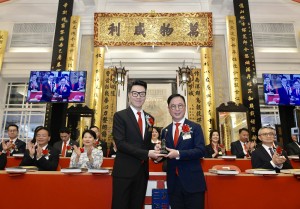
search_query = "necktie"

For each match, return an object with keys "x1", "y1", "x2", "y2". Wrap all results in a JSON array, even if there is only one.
[
  {"x1": 174, "y1": 123, "x2": 181, "y2": 146},
  {"x1": 61, "y1": 142, "x2": 67, "y2": 157},
  {"x1": 269, "y1": 147, "x2": 274, "y2": 156},
  {"x1": 243, "y1": 143, "x2": 249, "y2": 157},
  {"x1": 137, "y1": 112, "x2": 143, "y2": 135}
]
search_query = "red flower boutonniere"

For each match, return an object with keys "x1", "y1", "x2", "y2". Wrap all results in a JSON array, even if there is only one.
[
  {"x1": 145, "y1": 115, "x2": 154, "y2": 127},
  {"x1": 66, "y1": 145, "x2": 72, "y2": 150},
  {"x1": 181, "y1": 124, "x2": 192, "y2": 135},
  {"x1": 276, "y1": 146, "x2": 283, "y2": 155},
  {"x1": 80, "y1": 148, "x2": 84, "y2": 153},
  {"x1": 42, "y1": 149, "x2": 49, "y2": 156},
  {"x1": 95, "y1": 141, "x2": 99, "y2": 146}
]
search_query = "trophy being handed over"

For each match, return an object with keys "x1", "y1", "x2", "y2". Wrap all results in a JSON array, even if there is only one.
[{"x1": 160, "y1": 129, "x2": 169, "y2": 154}]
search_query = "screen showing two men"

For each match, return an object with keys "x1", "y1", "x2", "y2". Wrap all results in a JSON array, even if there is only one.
[
  {"x1": 263, "y1": 73, "x2": 300, "y2": 106},
  {"x1": 27, "y1": 71, "x2": 87, "y2": 103}
]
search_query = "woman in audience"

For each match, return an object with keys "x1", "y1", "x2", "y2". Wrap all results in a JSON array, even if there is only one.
[
  {"x1": 70, "y1": 129, "x2": 103, "y2": 169},
  {"x1": 205, "y1": 129, "x2": 226, "y2": 158},
  {"x1": 20, "y1": 127, "x2": 60, "y2": 171},
  {"x1": 150, "y1": 127, "x2": 161, "y2": 150}
]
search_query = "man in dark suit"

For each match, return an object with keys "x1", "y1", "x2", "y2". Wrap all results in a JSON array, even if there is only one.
[
  {"x1": 53, "y1": 127, "x2": 79, "y2": 157},
  {"x1": 251, "y1": 126, "x2": 293, "y2": 172},
  {"x1": 0, "y1": 124, "x2": 26, "y2": 156},
  {"x1": 111, "y1": 80, "x2": 162, "y2": 209},
  {"x1": 230, "y1": 128, "x2": 255, "y2": 158},
  {"x1": 277, "y1": 76, "x2": 291, "y2": 105},
  {"x1": 0, "y1": 152, "x2": 7, "y2": 170},
  {"x1": 20, "y1": 127, "x2": 59, "y2": 171},
  {"x1": 90, "y1": 125, "x2": 108, "y2": 157},
  {"x1": 161, "y1": 94, "x2": 206, "y2": 209},
  {"x1": 291, "y1": 80, "x2": 300, "y2": 105},
  {"x1": 286, "y1": 134, "x2": 300, "y2": 155},
  {"x1": 54, "y1": 77, "x2": 71, "y2": 102},
  {"x1": 40, "y1": 73, "x2": 55, "y2": 102}
]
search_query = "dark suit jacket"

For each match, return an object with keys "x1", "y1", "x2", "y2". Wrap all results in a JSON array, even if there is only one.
[
  {"x1": 230, "y1": 140, "x2": 247, "y2": 158},
  {"x1": 55, "y1": 85, "x2": 71, "y2": 101},
  {"x1": 161, "y1": 119, "x2": 206, "y2": 194},
  {"x1": 0, "y1": 139, "x2": 26, "y2": 156},
  {"x1": 251, "y1": 146, "x2": 293, "y2": 172},
  {"x1": 40, "y1": 81, "x2": 54, "y2": 102},
  {"x1": 95, "y1": 139, "x2": 108, "y2": 157},
  {"x1": 73, "y1": 82, "x2": 85, "y2": 91},
  {"x1": 19, "y1": 145, "x2": 60, "y2": 171},
  {"x1": 286, "y1": 142, "x2": 300, "y2": 155},
  {"x1": 112, "y1": 107, "x2": 153, "y2": 178},
  {"x1": 0, "y1": 153, "x2": 7, "y2": 170},
  {"x1": 291, "y1": 89, "x2": 300, "y2": 105},
  {"x1": 277, "y1": 86, "x2": 291, "y2": 105},
  {"x1": 205, "y1": 144, "x2": 224, "y2": 158},
  {"x1": 53, "y1": 140, "x2": 79, "y2": 157}
]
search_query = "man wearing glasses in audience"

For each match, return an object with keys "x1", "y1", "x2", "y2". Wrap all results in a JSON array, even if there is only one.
[
  {"x1": 0, "y1": 124, "x2": 26, "y2": 156},
  {"x1": 251, "y1": 126, "x2": 293, "y2": 172},
  {"x1": 111, "y1": 80, "x2": 162, "y2": 209}
]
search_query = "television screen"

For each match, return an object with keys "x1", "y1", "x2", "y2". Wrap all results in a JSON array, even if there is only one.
[
  {"x1": 26, "y1": 70, "x2": 87, "y2": 103},
  {"x1": 263, "y1": 73, "x2": 300, "y2": 106}
]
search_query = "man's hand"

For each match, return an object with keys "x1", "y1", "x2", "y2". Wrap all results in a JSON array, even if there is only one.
[
  {"x1": 148, "y1": 150, "x2": 165, "y2": 160},
  {"x1": 166, "y1": 147, "x2": 180, "y2": 159},
  {"x1": 272, "y1": 153, "x2": 286, "y2": 166},
  {"x1": 1, "y1": 140, "x2": 8, "y2": 151},
  {"x1": 27, "y1": 142, "x2": 36, "y2": 158}
]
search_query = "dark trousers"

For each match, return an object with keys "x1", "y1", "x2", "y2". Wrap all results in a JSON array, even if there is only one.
[
  {"x1": 111, "y1": 167, "x2": 148, "y2": 209},
  {"x1": 169, "y1": 176, "x2": 205, "y2": 209}
]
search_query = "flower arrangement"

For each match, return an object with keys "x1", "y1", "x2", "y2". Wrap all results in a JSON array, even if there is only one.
[{"x1": 145, "y1": 115, "x2": 154, "y2": 127}]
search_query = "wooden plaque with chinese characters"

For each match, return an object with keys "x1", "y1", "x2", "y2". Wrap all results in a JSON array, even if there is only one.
[{"x1": 94, "y1": 13, "x2": 213, "y2": 47}]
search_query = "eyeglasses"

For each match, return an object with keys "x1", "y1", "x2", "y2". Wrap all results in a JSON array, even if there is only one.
[
  {"x1": 169, "y1": 104, "x2": 185, "y2": 110},
  {"x1": 259, "y1": 132, "x2": 276, "y2": 137},
  {"x1": 131, "y1": 91, "x2": 146, "y2": 97},
  {"x1": 8, "y1": 130, "x2": 18, "y2": 133}
]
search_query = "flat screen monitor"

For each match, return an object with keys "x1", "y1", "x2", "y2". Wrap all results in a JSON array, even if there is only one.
[
  {"x1": 26, "y1": 70, "x2": 87, "y2": 103},
  {"x1": 263, "y1": 73, "x2": 300, "y2": 106}
]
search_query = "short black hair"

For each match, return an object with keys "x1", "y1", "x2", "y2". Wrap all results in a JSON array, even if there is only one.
[
  {"x1": 49, "y1": 73, "x2": 54, "y2": 77},
  {"x1": 59, "y1": 127, "x2": 71, "y2": 134},
  {"x1": 82, "y1": 129, "x2": 97, "y2": 139},
  {"x1": 90, "y1": 125, "x2": 99, "y2": 131},
  {"x1": 239, "y1": 128, "x2": 249, "y2": 134},
  {"x1": 128, "y1": 80, "x2": 147, "y2": 92},
  {"x1": 167, "y1": 94, "x2": 186, "y2": 105},
  {"x1": 36, "y1": 127, "x2": 51, "y2": 136},
  {"x1": 7, "y1": 124, "x2": 19, "y2": 131}
]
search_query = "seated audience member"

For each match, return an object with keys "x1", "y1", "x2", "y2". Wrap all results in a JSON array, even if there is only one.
[
  {"x1": 28, "y1": 73, "x2": 40, "y2": 91},
  {"x1": 230, "y1": 128, "x2": 256, "y2": 158},
  {"x1": 205, "y1": 129, "x2": 225, "y2": 158},
  {"x1": 286, "y1": 134, "x2": 300, "y2": 156},
  {"x1": 251, "y1": 126, "x2": 293, "y2": 172},
  {"x1": 90, "y1": 126, "x2": 107, "y2": 157},
  {"x1": 69, "y1": 130, "x2": 103, "y2": 169},
  {"x1": 263, "y1": 76, "x2": 275, "y2": 94},
  {"x1": 73, "y1": 75, "x2": 85, "y2": 91},
  {"x1": 151, "y1": 127, "x2": 161, "y2": 150},
  {"x1": 291, "y1": 80, "x2": 300, "y2": 105},
  {"x1": 0, "y1": 150, "x2": 7, "y2": 170},
  {"x1": 53, "y1": 127, "x2": 79, "y2": 157},
  {"x1": 108, "y1": 140, "x2": 117, "y2": 157},
  {"x1": 20, "y1": 127, "x2": 59, "y2": 171},
  {"x1": 54, "y1": 77, "x2": 71, "y2": 102},
  {"x1": 0, "y1": 124, "x2": 26, "y2": 156}
]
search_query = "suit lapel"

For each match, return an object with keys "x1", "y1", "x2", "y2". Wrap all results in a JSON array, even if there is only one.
[
  {"x1": 126, "y1": 108, "x2": 143, "y2": 140},
  {"x1": 261, "y1": 147, "x2": 272, "y2": 160}
]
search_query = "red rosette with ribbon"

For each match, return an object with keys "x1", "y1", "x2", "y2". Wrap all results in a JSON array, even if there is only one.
[
  {"x1": 66, "y1": 145, "x2": 71, "y2": 150},
  {"x1": 42, "y1": 149, "x2": 49, "y2": 155},
  {"x1": 148, "y1": 117, "x2": 154, "y2": 126},
  {"x1": 182, "y1": 124, "x2": 190, "y2": 133},
  {"x1": 80, "y1": 148, "x2": 84, "y2": 153},
  {"x1": 276, "y1": 146, "x2": 283, "y2": 155}
]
